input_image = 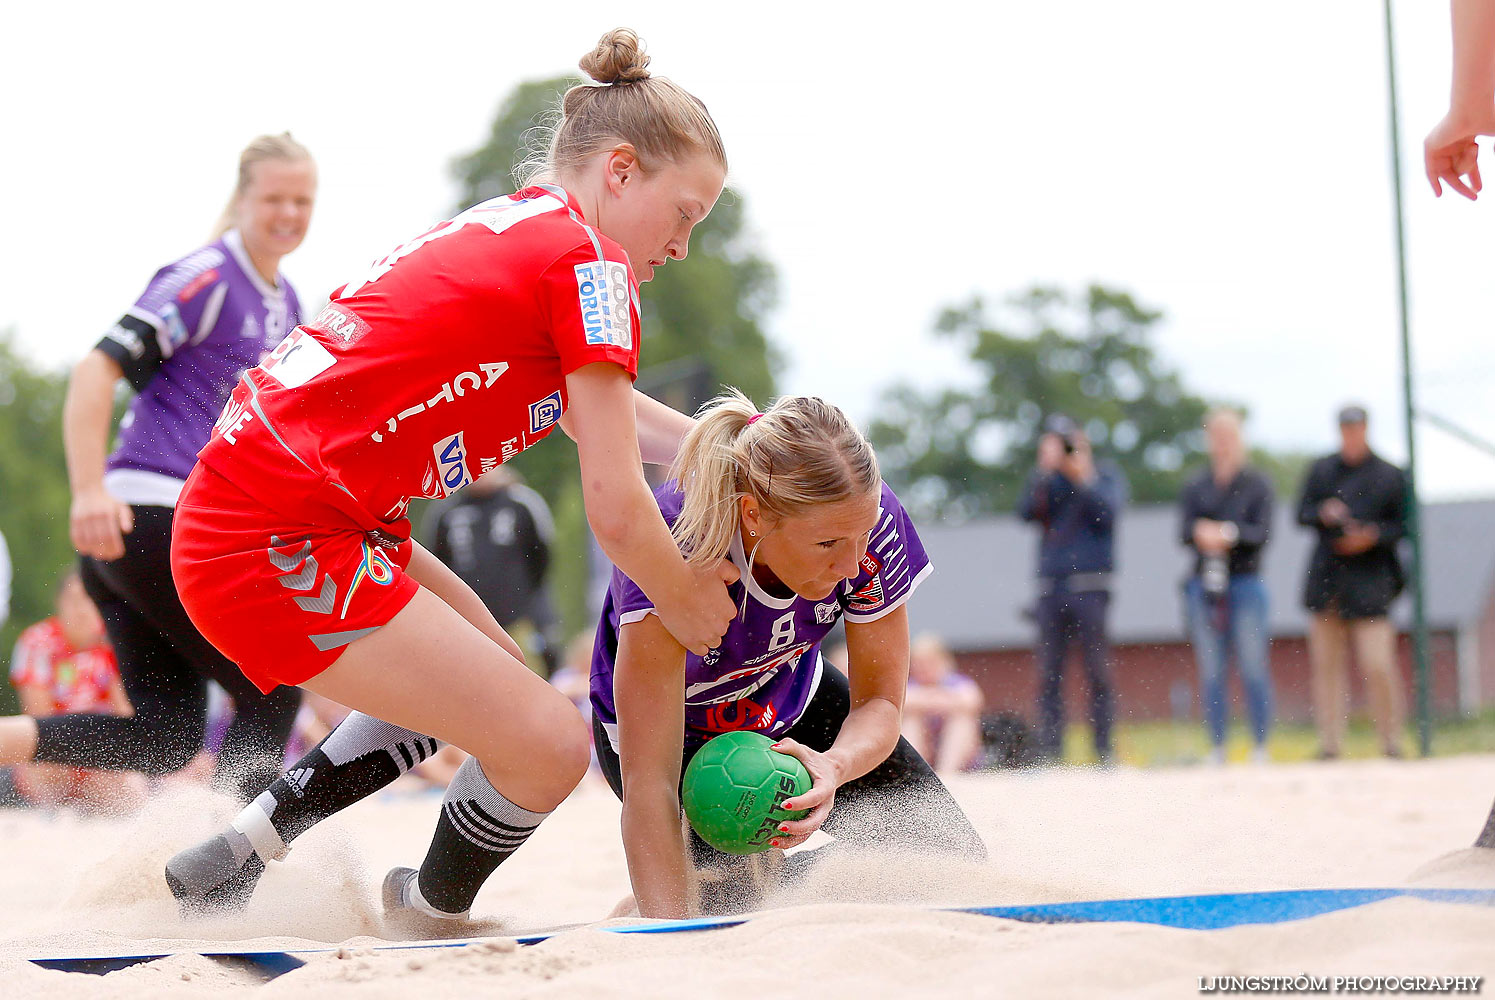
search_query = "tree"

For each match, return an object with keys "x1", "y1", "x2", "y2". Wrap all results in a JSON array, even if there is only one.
[
  {"x1": 0, "y1": 332, "x2": 75, "y2": 712},
  {"x1": 444, "y1": 77, "x2": 781, "y2": 638},
  {"x1": 869, "y1": 285, "x2": 1225, "y2": 520}
]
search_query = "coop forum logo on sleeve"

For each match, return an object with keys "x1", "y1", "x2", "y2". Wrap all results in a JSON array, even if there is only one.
[{"x1": 574, "y1": 260, "x2": 632, "y2": 349}]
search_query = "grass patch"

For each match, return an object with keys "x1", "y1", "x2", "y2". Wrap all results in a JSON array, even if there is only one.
[{"x1": 1051, "y1": 709, "x2": 1495, "y2": 767}]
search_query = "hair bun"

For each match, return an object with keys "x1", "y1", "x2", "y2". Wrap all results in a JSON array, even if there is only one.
[{"x1": 579, "y1": 28, "x2": 651, "y2": 84}]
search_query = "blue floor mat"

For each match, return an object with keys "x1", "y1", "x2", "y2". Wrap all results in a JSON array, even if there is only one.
[{"x1": 28, "y1": 887, "x2": 1495, "y2": 978}]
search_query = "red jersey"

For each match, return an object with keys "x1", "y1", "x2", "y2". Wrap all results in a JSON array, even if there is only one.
[
  {"x1": 9, "y1": 619, "x2": 120, "y2": 715},
  {"x1": 197, "y1": 185, "x2": 640, "y2": 537}
]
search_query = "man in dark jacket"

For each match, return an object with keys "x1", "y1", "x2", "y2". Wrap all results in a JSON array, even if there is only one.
[
  {"x1": 1018, "y1": 415, "x2": 1128, "y2": 763},
  {"x1": 429, "y1": 467, "x2": 561, "y2": 675},
  {"x1": 1179, "y1": 409, "x2": 1275, "y2": 764},
  {"x1": 1296, "y1": 405, "x2": 1407, "y2": 759}
]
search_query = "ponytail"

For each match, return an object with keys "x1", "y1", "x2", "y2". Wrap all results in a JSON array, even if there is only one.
[{"x1": 670, "y1": 389, "x2": 880, "y2": 567}]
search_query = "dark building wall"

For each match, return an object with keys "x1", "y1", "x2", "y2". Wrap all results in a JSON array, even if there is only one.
[{"x1": 955, "y1": 629, "x2": 1464, "y2": 727}]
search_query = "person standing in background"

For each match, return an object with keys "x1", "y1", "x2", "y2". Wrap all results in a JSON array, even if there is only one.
[
  {"x1": 430, "y1": 467, "x2": 561, "y2": 674},
  {"x1": 1178, "y1": 409, "x2": 1275, "y2": 765},
  {"x1": 1296, "y1": 405, "x2": 1408, "y2": 760},
  {"x1": 0, "y1": 135, "x2": 314, "y2": 802},
  {"x1": 1018, "y1": 415, "x2": 1128, "y2": 764}
]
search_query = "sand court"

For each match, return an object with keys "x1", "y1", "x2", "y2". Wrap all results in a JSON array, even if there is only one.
[{"x1": 2, "y1": 755, "x2": 1494, "y2": 997}]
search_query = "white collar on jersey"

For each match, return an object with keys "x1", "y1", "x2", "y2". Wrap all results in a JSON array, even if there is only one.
[
  {"x1": 222, "y1": 229, "x2": 286, "y2": 300},
  {"x1": 728, "y1": 525, "x2": 797, "y2": 612}
]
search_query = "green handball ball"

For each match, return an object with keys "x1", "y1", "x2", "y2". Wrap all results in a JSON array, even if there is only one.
[{"x1": 682, "y1": 730, "x2": 811, "y2": 855}]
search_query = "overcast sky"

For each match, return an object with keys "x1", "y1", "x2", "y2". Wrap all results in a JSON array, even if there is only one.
[{"x1": 4, "y1": 0, "x2": 1495, "y2": 501}]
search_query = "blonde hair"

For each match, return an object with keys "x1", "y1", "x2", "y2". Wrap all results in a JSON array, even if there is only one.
[
  {"x1": 211, "y1": 132, "x2": 314, "y2": 239},
  {"x1": 516, "y1": 28, "x2": 726, "y2": 187},
  {"x1": 669, "y1": 389, "x2": 880, "y2": 567},
  {"x1": 911, "y1": 633, "x2": 956, "y2": 668}
]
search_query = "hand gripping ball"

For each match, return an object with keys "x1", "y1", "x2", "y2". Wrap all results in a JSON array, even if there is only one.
[{"x1": 682, "y1": 730, "x2": 812, "y2": 855}]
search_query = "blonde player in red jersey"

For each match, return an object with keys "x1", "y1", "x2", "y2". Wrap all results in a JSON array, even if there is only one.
[{"x1": 164, "y1": 29, "x2": 739, "y2": 921}]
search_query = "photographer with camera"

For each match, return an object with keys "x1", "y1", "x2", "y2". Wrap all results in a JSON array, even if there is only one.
[
  {"x1": 1179, "y1": 409, "x2": 1276, "y2": 765},
  {"x1": 1018, "y1": 415, "x2": 1128, "y2": 764},
  {"x1": 1296, "y1": 405, "x2": 1408, "y2": 760}
]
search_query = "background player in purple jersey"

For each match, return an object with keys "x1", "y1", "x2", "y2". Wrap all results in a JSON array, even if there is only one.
[
  {"x1": 591, "y1": 391, "x2": 985, "y2": 919},
  {"x1": 0, "y1": 134, "x2": 314, "y2": 801}
]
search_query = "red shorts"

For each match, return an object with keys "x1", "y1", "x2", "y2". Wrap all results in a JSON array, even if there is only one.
[{"x1": 171, "y1": 464, "x2": 418, "y2": 694}]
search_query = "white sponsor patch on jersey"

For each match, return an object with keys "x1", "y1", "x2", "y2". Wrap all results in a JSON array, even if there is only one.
[
  {"x1": 310, "y1": 302, "x2": 370, "y2": 346},
  {"x1": 529, "y1": 392, "x2": 562, "y2": 434},
  {"x1": 573, "y1": 260, "x2": 632, "y2": 349},
  {"x1": 814, "y1": 601, "x2": 839, "y2": 625},
  {"x1": 259, "y1": 329, "x2": 336, "y2": 388},
  {"x1": 433, "y1": 432, "x2": 473, "y2": 496},
  {"x1": 158, "y1": 302, "x2": 190, "y2": 356}
]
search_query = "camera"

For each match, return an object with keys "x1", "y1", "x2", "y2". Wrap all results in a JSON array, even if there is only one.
[{"x1": 1044, "y1": 414, "x2": 1080, "y2": 455}]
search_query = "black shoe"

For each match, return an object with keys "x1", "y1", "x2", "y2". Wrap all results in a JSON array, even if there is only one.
[
  {"x1": 381, "y1": 866, "x2": 471, "y2": 936},
  {"x1": 165, "y1": 832, "x2": 266, "y2": 917}
]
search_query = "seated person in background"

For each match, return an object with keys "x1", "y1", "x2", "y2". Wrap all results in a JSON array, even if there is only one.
[
  {"x1": 901, "y1": 633, "x2": 984, "y2": 775},
  {"x1": 5, "y1": 569, "x2": 146, "y2": 813}
]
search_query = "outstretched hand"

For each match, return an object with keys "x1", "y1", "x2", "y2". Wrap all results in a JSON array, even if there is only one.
[
  {"x1": 767, "y1": 738, "x2": 841, "y2": 850},
  {"x1": 1425, "y1": 110, "x2": 1495, "y2": 199}
]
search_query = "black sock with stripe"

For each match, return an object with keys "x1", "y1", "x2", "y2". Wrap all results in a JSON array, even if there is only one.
[
  {"x1": 413, "y1": 756, "x2": 547, "y2": 916},
  {"x1": 237, "y1": 712, "x2": 442, "y2": 852}
]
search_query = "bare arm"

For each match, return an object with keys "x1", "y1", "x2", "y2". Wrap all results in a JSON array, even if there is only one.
[
  {"x1": 565, "y1": 363, "x2": 736, "y2": 655},
  {"x1": 558, "y1": 388, "x2": 694, "y2": 467},
  {"x1": 632, "y1": 390, "x2": 696, "y2": 467},
  {"x1": 1426, "y1": 0, "x2": 1495, "y2": 197},
  {"x1": 614, "y1": 614, "x2": 694, "y2": 919},
  {"x1": 1450, "y1": 0, "x2": 1495, "y2": 121},
  {"x1": 933, "y1": 678, "x2": 983, "y2": 775},
  {"x1": 404, "y1": 540, "x2": 527, "y2": 665},
  {"x1": 774, "y1": 606, "x2": 911, "y2": 846},
  {"x1": 17, "y1": 684, "x2": 54, "y2": 719},
  {"x1": 63, "y1": 351, "x2": 133, "y2": 560}
]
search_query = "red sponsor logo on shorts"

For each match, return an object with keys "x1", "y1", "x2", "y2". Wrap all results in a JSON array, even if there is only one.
[{"x1": 176, "y1": 268, "x2": 220, "y2": 303}]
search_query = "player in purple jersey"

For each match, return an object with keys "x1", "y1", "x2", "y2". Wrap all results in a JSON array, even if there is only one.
[
  {"x1": 591, "y1": 391, "x2": 985, "y2": 919},
  {"x1": 0, "y1": 135, "x2": 314, "y2": 802}
]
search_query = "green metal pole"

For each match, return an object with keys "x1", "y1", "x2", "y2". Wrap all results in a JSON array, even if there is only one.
[{"x1": 1382, "y1": 0, "x2": 1432, "y2": 756}]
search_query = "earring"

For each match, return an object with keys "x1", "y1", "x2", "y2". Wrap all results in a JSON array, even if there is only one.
[{"x1": 748, "y1": 529, "x2": 756, "y2": 537}]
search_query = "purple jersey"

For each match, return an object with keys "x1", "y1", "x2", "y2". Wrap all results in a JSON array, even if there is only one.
[
  {"x1": 591, "y1": 480, "x2": 932, "y2": 752},
  {"x1": 96, "y1": 230, "x2": 302, "y2": 497}
]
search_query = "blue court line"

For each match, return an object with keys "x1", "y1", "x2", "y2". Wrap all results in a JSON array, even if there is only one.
[
  {"x1": 28, "y1": 887, "x2": 1495, "y2": 978},
  {"x1": 950, "y1": 887, "x2": 1495, "y2": 931}
]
